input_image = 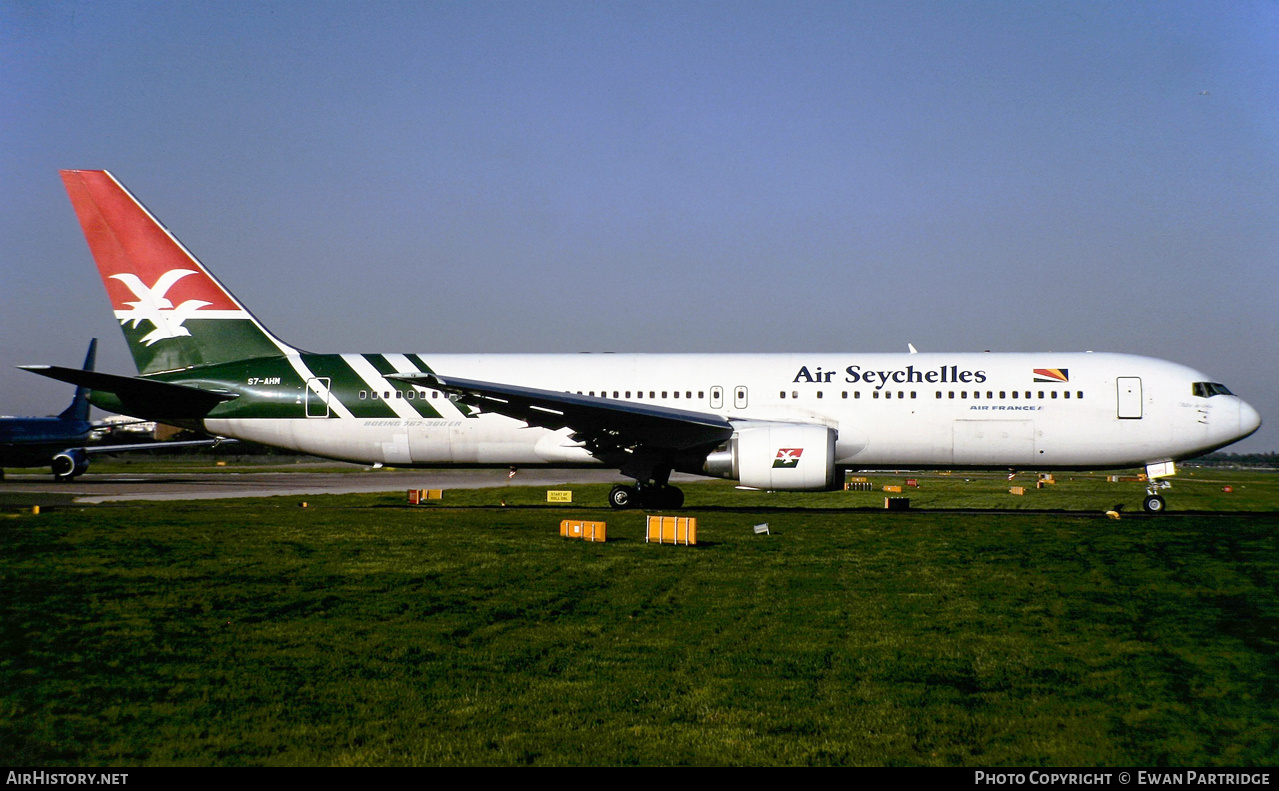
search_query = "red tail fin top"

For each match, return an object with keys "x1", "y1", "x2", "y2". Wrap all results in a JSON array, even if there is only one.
[{"x1": 60, "y1": 170, "x2": 241, "y2": 314}]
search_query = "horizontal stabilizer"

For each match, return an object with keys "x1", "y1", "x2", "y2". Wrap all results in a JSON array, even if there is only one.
[{"x1": 19, "y1": 365, "x2": 237, "y2": 420}]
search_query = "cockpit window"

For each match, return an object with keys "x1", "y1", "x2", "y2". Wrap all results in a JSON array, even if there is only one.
[{"x1": 1192, "y1": 382, "x2": 1234, "y2": 398}]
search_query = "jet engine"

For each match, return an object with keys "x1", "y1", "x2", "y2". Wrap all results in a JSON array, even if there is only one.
[
  {"x1": 703, "y1": 422, "x2": 837, "y2": 490},
  {"x1": 51, "y1": 448, "x2": 89, "y2": 481}
]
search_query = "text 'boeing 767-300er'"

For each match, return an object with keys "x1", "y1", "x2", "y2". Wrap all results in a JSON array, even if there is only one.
[{"x1": 23, "y1": 170, "x2": 1261, "y2": 511}]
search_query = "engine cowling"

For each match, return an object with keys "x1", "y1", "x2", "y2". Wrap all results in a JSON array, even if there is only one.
[
  {"x1": 51, "y1": 448, "x2": 89, "y2": 480},
  {"x1": 703, "y1": 422, "x2": 837, "y2": 490}
]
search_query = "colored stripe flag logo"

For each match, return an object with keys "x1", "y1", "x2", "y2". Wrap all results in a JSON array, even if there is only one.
[
  {"x1": 773, "y1": 448, "x2": 803, "y2": 468},
  {"x1": 1033, "y1": 368, "x2": 1069, "y2": 383}
]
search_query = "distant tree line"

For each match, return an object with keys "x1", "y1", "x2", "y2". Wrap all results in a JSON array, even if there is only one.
[{"x1": 1188, "y1": 452, "x2": 1279, "y2": 469}]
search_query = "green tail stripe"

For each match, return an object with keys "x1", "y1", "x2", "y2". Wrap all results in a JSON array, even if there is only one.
[{"x1": 122, "y1": 318, "x2": 285, "y2": 375}]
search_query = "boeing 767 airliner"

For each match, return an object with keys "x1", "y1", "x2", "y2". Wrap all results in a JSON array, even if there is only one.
[{"x1": 23, "y1": 171, "x2": 1261, "y2": 511}]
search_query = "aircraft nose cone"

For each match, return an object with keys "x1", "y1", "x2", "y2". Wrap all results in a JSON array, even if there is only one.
[{"x1": 1239, "y1": 400, "x2": 1262, "y2": 439}]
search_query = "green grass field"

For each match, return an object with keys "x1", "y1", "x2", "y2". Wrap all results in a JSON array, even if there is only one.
[{"x1": 2, "y1": 470, "x2": 1277, "y2": 766}]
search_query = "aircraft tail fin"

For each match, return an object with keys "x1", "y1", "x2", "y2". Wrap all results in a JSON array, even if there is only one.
[
  {"x1": 59, "y1": 170, "x2": 296, "y2": 375},
  {"x1": 57, "y1": 338, "x2": 97, "y2": 422}
]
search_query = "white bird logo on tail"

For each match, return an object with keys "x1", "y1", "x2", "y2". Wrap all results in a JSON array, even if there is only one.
[{"x1": 109, "y1": 269, "x2": 212, "y2": 346}]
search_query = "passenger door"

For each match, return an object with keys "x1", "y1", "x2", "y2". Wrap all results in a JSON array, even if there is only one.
[{"x1": 1117, "y1": 377, "x2": 1143, "y2": 419}]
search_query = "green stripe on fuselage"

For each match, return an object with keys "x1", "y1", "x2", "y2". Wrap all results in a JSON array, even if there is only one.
[
  {"x1": 94, "y1": 352, "x2": 450, "y2": 422},
  {"x1": 296, "y1": 354, "x2": 395, "y2": 418},
  {"x1": 304, "y1": 354, "x2": 444, "y2": 419},
  {"x1": 364, "y1": 354, "x2": 449, "y2": 418}
]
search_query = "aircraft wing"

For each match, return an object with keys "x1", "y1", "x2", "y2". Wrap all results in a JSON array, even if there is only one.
[{"x1": 387, "y1": 372, "x2": 734, "y2": 453}]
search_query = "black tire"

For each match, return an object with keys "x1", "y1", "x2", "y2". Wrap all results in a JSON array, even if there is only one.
[
  {"x1": 609, "y1": 484, "x2": 635, "y2": 510},
  {"x1": 662, "y1": 486, "x2": 685, "y2": 509},
  {"x1": 1143, "y1": 494, "x2": 1166, "y2": 514}
]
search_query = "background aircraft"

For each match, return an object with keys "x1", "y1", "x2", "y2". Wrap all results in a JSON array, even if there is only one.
[
  {"x1": 3, "y1": 338, "x2": 231, "y2": 481},
  {"x1": 1, "y1": 339, "x2": 98, "y2": 480}
]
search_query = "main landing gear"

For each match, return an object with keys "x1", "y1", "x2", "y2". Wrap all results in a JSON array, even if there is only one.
[{"x1": 609, "y1": 483, "x2": 684, "y2": 510}]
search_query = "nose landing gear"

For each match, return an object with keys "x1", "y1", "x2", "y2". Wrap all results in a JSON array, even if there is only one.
[{"x1": 1143, "y1": 477, "x2": 1172, "y2": 514}]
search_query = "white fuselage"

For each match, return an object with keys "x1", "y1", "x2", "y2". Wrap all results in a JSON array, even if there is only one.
[{"x1": 204, "y1": 351, "x2": 1261, "y2": 473}]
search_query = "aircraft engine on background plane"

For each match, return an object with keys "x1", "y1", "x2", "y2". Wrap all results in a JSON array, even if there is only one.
[
  {"x1": 50, "y1": 448, "x2": 89, "y2": 481},
  {"x1": 704, "y1": 422, "x2": 838, "y2": 490}
]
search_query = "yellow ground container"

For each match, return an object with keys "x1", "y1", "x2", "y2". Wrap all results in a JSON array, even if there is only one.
[
  {"x1": 425, "y1": 489, "x2": 443, "y2": 500},
  {"x1": 646, "y1": 515, "x2": 697, "y2": 545},
  {"x1": 560, "y1": 520, "x2": 607, "y2": 542},
  {"x1": 1009, "y1": 486, "x2": 1025, "y2": 496}
]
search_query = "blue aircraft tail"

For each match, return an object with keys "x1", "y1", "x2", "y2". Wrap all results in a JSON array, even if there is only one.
[{"x1": 57, "y1": 339, "x2": 96, "y2": 422}]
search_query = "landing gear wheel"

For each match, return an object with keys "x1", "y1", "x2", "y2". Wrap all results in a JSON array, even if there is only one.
[
  {"x1": 658, "y1": 486, "x2": 684, "y2": 509},
  {"x1": 609, "y1": 484, "x2": 636, "y2": 510},
  {"x1": 1143, "y1": 494, "x2": 1166, "y2": 514},
  {"x1": 636, "y1": 485, "x2": 685, "y2": 510}
]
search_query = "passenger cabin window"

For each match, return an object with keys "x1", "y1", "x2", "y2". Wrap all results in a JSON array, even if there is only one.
[{"x1": 1193, "y1": 382, "x2": 1234, "y2": 398}]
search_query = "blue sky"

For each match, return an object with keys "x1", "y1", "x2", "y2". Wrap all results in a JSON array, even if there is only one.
[{"x1": 2, "y1": 1, "x2": 1276, "y2": 452}]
